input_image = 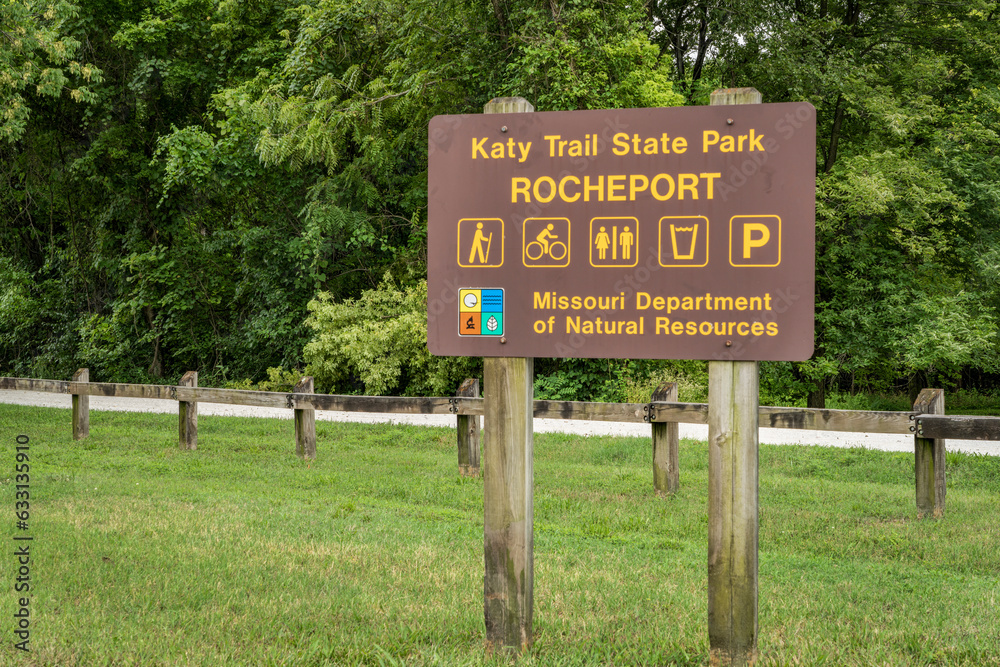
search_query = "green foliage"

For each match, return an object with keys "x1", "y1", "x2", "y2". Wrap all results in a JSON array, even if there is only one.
[
  {"x1": 605, "y1": 359, "x2": 709, "y2": 404},
  {"x1": 0, "y1": 0, "x2": 316, "y2": 382},
  {"x1": 4, "y1": 0, "x2": 1000, "y2": 408},
  {"x1": 250, "y1": 366, "x2": 306, "y2": 392},
  {"x1": 825, "y1": 392, "x2": 913, "y2": 412},
  {"x1": 0, "y1": 0, "x2": 103, "y2": 142},
  {"x1": 0, "y1": 258, "x2": 41, "y2": 367},
  {"x1": 602, "y1": 359, "x2": 812, "y2": 407},
  {"x1": 304, "y1": 275, "x2": 479, "y2": 395},
  {"x1": 0, "y1": 256, "x2": 85, "y2": 378},
  {"x1": 501, "y1": 4, "x2": 684, "y2": 111},
  {"x1": 713, "y1": 0, "x2": 1000, "y2": 393},
  {"x1": 533, "y1": 359, "x2": 624, "y2": 402},
  {"x1": 826, "y1": 388, "x2": 1000, "y2": 415},
  {"x1": 77, "y1": 312, "x2": 141, "y2": 382},
  {"x1": 155, "y1": 124, "x2": 217, "y2": 200}
]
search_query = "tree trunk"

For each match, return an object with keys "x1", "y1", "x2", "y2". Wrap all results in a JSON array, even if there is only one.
[
  {"x1": 908, "y1": 373, "x2": 925, "y2": 406},
  {"x1": 144, "y1": 306, "x2": 163, "y2": 377},
  {"x1": 824, "y1": 95, "x2": 844, "y2": 173},
  {"x1": 807, "y1": 378, "x2": 826, "y2": 409}
]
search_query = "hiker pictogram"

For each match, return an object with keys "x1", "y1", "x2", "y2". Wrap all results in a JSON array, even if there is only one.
[{"x1": 457, "y1": 218, "x2": 504, "y2": 267}]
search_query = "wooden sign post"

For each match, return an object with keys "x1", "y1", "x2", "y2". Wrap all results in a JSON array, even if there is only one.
[
  {"x1": 707, "y1": 87, "x2": 762, "y2": 667},
  {"x1": 482, "y1": 97, "x2": 536, "y2": 652},
  {"x1": 294, "y1": 376, "x2": 317, "y2": 460},
  {"x1": 428, "y1": 90, "x2": 814, "y2": 660}
]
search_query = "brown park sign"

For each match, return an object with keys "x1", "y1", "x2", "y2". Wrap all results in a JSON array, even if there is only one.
[{"x1": 427, "y1": 103, "x2": 816, "y2": 361}]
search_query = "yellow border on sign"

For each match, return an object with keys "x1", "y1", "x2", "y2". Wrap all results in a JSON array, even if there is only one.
[
  {"x1": 457, "y1": 218, "x2": 504, "y2": 268},
  {"x1": 729, "y1": 215, "x2": 781, "y2": 267},
  {"x1": 658, "y1": 216, "x2": 709, "y2": 267},
  {"x1": 589, "y1": 217, "x2": 639, "y2": 268},
  {"x1": 522, "y1": 217, "x2": 571, "y2": 268}
]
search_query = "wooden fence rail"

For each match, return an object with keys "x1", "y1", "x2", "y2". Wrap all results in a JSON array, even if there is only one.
[
  {"x1": 4, "y1": 371, "x2": 1000, "y2": 518},
  {"x1": 0, "y1": 375, "x2": 922, "y2": 432},
  {"x1": 7, "y1": 373, "x2": 1000, "y2": 441}
]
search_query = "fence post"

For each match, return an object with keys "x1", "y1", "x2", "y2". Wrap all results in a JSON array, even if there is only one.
[
  {"x1": 913, "y1": 388, "x2": 945, "y2": 518},
  {"x1": 651, "y1": 382, "x2": 679, "y2": 496},
  {"x1": 456, "y1": 378, "x2": 480, "y2": 476},
  {"x1": 707, "y1": 86, "x2": 762, "y2": 667},
  {"x1": 294, "y1": 376, "x2": 317, "y2": 460},
  {"x1": 482, "y1": 95, "x2": 535, "y2": 654},
  {"x1": 178, "y1": 371, "x2": 198, "y2": 450},
  {"x1": 72, "y1": 368, "x2": 89, "y2": 440}
]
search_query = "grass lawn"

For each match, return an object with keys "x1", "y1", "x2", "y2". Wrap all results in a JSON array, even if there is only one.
[{"x1": 1, "y1": 402, "x2": 998, "y2": 666}]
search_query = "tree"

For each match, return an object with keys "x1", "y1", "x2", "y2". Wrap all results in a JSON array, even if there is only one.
[
  {"x1": 1, "y1": 0, "x2": 316, "y2": 381},
  {"x1": 5, "y1": 0, "x2": 1000, "y2": 405},
  {"x1": 0, "y1": 0, "x2": 103, "y2": 142},
  {"x1": 658, "y1": 0, "x2": 1000, "y2": 401}
]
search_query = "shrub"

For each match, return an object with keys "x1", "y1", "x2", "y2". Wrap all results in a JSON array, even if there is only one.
[{"x1": 303, "y1": 275, "x2": 480, "y2": 395}]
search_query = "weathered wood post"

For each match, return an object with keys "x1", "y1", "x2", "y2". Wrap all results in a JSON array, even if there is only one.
[
  {"x1": 71, "y1": 368, "x2": 90, "y2": 440},
  {"x1": 651, "y1": 382, "x2": 680, "y2": 496},
  {"x1": 482, "y1": 95, "x2": 535, "y2": 653},
  {"x1": 707, "y1": 87, "x2": 762, "y2": 667},
  {"x1": 483, "y1": 356, "x2": 533, "y2": 651},
  {"x1": 456, "y1": 378, "x2": 481, "y2": 476},
  {"x1": 913, "y1": 388, "x2": 945, "y2": 518},
  {"x1": 178, "y1": 371, "x2": 198, "y2": 450},
  {"x1": 294, "y1": 376, "x2": 317, "y2": 460}
]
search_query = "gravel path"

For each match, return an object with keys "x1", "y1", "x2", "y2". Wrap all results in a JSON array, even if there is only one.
[{"x1": 3, "y1": 390, "x2": 997, "y2": 456}]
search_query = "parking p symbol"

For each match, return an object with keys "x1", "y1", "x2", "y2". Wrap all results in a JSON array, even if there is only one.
[{"x1": 730, "y1": 215, "x2": 781, "y2": 267}]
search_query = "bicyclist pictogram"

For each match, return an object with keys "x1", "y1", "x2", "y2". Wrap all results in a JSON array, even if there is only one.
[{"x1": 522, "y1": 217, "x2": 570, "y2": 267}]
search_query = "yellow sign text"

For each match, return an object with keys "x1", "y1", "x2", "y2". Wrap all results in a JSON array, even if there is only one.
[{"x1": 512, "y1": 173, "x2": 721, "y2": 204}]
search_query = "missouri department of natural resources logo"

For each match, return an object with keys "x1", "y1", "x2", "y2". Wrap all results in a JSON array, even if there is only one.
[{"x1": 459, "y1": 288, "x2": 504, "y2": 337}]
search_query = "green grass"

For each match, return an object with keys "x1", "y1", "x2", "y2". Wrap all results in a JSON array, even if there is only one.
[{"x1": 1, "y1": 403, "x2": 998, "y2": 666}]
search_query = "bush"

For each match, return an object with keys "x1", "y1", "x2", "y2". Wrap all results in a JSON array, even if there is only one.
[
  {"x1": 0, "y1": 258, "x2": 42, "y2": 371},
  {"x1": 303, "y1": 275, "x2": 480, "y2": 395},
  {"x1": 220, "y1": 367, "x2": 307, "y2": 393},
  {"x1": 611, "y1": 359, "x2": 710, "y2": 404},
  {"x1": 533, "y1": 358, "x2": 625, "y2": 402}
]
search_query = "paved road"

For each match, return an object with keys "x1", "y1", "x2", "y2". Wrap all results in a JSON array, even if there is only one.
[{"x1": 2, "y1": 390, "x2": 997, "y2": 455}]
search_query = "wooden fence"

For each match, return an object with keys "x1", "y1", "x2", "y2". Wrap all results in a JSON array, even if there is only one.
[{"x1": 4, "y1": 370, "x2": 1000, "y2": 516}]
